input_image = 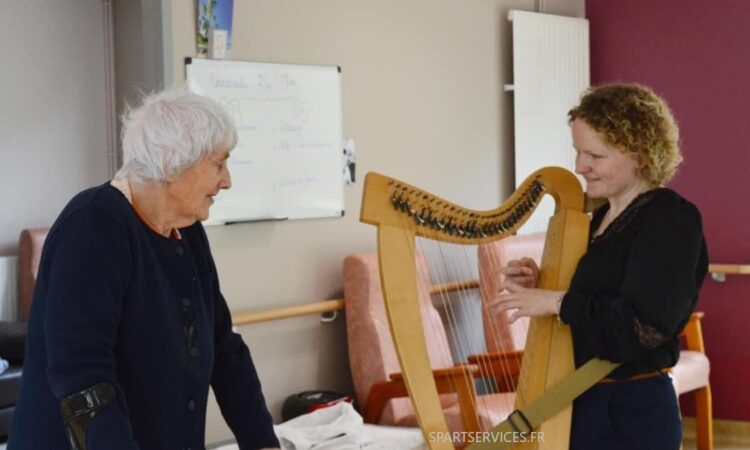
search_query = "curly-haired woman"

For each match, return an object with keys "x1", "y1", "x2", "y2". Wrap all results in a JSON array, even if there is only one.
[{"x1": 493, "y1": 84, "x2": 708, "y2": 449}]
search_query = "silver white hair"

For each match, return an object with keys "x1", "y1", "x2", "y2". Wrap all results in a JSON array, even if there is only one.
[{"x1": 116, "y1": 88, "x2": 237, "y2": 183}]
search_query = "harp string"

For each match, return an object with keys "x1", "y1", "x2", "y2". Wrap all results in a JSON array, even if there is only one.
[
  {"x1": 435, "y1": 240, "x2": 496, "y2": 426},
  {"x1": 456, "y1": 245, "x2": 498, "y2": 409},
  {"x1": 469, "y1": 241, "x2": 520, "y2": 416},
  {"x1": 465, "y1": 232, "x2": 533, "y2": 422},
  {"x1": 415, "y1": 236, "x2": 476, "y2": 429},
  {"x1": 486, "y1": 232, "x2": 533, "y2": 408},
  {"x1": 479, "y1": 242, "x2": 513, "y2": 394},
  {"x1": 415, "y1": 231, "x2": 536, "y2": 432},
  {"x1": 453, "y1": 243, "x2": 514, "y2": 423}
]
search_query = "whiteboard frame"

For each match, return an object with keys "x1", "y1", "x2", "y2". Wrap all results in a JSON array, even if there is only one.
[{"x1": 186, "y1": 57, "x2": 345, "y2": 225}]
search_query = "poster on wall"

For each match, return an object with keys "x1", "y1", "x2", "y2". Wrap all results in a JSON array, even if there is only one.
[{"x1": 196, "y1": 0, "x2": 235, "y2": 56}]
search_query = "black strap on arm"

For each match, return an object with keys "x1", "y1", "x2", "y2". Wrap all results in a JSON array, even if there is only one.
[{"x1": 60, "y1": 382, "x2": 116, "y2": 450}]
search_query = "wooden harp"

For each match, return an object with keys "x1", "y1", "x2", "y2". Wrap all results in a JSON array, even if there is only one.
[{"x1": 359, "y1": 167, "x2": 590, "y2": 449}]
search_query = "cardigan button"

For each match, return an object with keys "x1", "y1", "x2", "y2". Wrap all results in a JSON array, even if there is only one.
[
  {"x1": 187, "y1": 400, "x2": 196, "y2": 411},
  {"x1": 182, "y1": 297, "x2": 191, "y2": 307},
  {"x1": 189, "y1": 347, "x2": 199, "y2": 358},
  {"x1": 175, "y1": 245, "x2": 185, "y2": 256}
]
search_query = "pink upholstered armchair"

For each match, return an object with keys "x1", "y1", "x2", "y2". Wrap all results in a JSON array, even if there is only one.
[
  {"x1": 478, "y1": 233, "x2": 713, "y2": 450},
  {"x1": 0, "y1": 228, "x2": 50, "y2": 438},
  {"x1": 18, "y1": 228, "x2": 50, "y2": 321},
  {"x1": 343, "y1": 252, "x2": 516, "y2": 434}
]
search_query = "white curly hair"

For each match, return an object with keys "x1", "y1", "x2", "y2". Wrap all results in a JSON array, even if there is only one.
[{"x1": 116, "y1": 88, "x2": 237, "y2": 183}]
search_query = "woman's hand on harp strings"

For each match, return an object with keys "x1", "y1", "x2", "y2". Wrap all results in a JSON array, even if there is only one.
[
  {"x1": 490, "y1": 281, "x2": 566, "y2": 324},
  {"x1": 499, "y1": 258, "x2": 540, "y2": 288}
]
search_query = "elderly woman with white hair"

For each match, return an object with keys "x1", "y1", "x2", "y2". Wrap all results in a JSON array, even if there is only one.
[{"x1": 10, "y1": 89, "x2": 280, "y2": 449}]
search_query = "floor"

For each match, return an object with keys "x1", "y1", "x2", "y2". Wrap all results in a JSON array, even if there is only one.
[
  {"x1": 0, "y1": 441, "x2": 750, "y2": 450},
  {"x1": 683, "y1": 441, "x2": 750, "y2": 450},
  {"x1": 682, "y1": 419, "x2": 750, "y2": 450}
]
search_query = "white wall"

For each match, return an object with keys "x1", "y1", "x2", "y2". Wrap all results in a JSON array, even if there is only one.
[{"x1": 0, "y1": 0, "x2": 111, "y2": 255}]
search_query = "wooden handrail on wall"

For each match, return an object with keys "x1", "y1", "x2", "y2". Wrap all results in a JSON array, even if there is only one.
[
  {"x1": 233, "y1": 299, "x2": 344, "y2": 326},
  {"x1": 231, "y1": 280, "x2": 483, "y2": 326},
  {"x1": 709, "y1": 263, "x2": 750, "y2": 282},
  {"x1": 231, "y1": 263, "x2": 748, "y2": 326},
  {"x1": 709, "y1": 264, "x2": 750, "y2": 274},
  {"x1": 432, "y1": 264, "x2": 750, "y2": 288}
]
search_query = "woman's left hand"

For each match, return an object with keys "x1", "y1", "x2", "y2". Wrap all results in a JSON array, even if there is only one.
[{"x1": 490, "y1": 281, "x2": 565, "y2": 324}]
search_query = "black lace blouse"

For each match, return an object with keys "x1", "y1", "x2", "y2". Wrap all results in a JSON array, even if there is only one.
[{"x1": 558, "y1": 188, "x2": 709, "y2": 379}]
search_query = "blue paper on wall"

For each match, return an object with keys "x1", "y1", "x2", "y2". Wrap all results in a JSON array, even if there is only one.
[{"x1": 196, "y1": 0, "x2": 234, "y2": 56}]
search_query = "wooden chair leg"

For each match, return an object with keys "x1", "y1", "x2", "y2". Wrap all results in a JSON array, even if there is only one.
[{"x1": 695, "y1": 384, "x2": 713, "y2": 450}]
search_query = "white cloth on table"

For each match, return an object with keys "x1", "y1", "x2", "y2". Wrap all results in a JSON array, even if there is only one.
[
  {"x1": 211, "y1": 402, "x2": 425, "y2": 450},
  {"x1": 275, "y1": 402, "x2": 364, "y2": 449}
]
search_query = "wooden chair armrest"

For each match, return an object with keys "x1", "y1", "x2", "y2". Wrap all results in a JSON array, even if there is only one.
[
  {"x1": 362, "y1": 379, "x2": 409, "y2": 424},
  {"x1": 680, "y1": 311, "x2": 706, "y2": 354},
  {"x1": 388, "y1": 364, "x2": 479, "y2": 382},
  {"x1": 364, "y1": 365, "x2": 482, "y2": 432}
]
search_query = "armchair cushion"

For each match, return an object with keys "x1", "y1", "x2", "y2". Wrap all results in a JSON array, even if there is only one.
[
  {"x1": 18, "y1": 228, "x2": 49, "y2": 321},
  {"x1": 0, "y1": 228, "x2": 47, "y2": 438},
  {"x1": 671, "y1": 350, "x2": 710, "y2": 395}
]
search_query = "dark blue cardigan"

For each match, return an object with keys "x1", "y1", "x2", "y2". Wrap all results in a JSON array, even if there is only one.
[{"x1": 9, "y1": 183, "x2": 279, "y2": 449}]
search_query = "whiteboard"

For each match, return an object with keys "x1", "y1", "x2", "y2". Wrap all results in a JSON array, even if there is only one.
[{"x1": 186, "y1": 58, "x2": 345, "y2": 224}]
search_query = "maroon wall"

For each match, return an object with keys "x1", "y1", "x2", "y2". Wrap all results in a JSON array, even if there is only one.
[{"x1": 587, "y1": 0, "x2": 750, "y2": 421}]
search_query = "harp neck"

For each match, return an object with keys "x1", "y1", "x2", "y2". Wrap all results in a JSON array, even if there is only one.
[{"x1": 360, "y1": 167, "x2": 585, "y2": 243}]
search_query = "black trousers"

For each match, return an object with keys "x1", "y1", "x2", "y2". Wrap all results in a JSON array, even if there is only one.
[{"x1": 569, "y1": 374, "x2": 681, "y2": 450}]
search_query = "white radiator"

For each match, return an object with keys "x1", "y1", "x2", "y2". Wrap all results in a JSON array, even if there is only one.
[
  {"x1": 0, "y1": 256, "x2": 18, "y2": 321},
  {"x1": 508, "y1": 10, "x2": 589, "y2": 233}
]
